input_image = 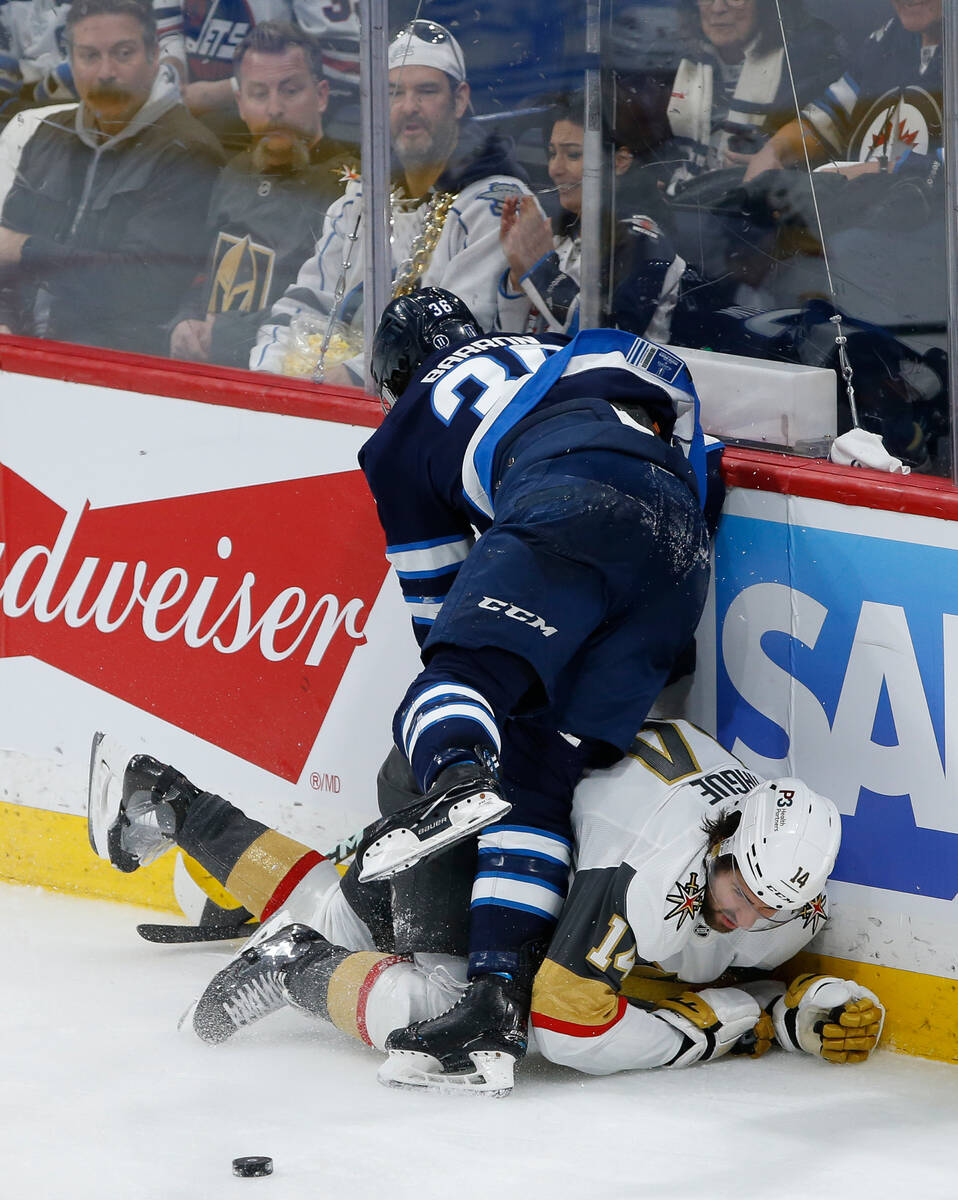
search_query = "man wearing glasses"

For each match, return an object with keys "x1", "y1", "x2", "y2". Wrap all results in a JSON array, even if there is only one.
[
  {"x1": 666, "y1": 0, "x2": 842, "y2": 191},
  {"x1": 249, "y1": 19, "x2": 530, "y2": 382}
]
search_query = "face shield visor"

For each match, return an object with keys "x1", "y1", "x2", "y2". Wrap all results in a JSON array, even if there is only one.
[{"x1": 705, "y1": 852, "x2": 811, "y2": 933}]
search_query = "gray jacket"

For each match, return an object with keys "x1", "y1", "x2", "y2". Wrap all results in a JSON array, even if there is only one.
[{"x1": 1, "y1": 78, "x2": 225, "y2": 355}]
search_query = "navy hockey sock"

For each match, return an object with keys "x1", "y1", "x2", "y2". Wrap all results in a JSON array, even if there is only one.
[
  {"x1": 394, "y1": 646, "x2": 540, "y2": 791},
  {"x1": 467, "y1": 824, "x2": 572, "y2": 977},
  {"x1": 395, "y1": 679, "x2": 501, "y2": 791}
]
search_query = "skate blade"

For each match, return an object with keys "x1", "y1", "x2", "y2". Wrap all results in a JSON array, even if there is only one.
[
  {"x1": 87, "y1": 731, "x2": 128, "y2": 860},
  {"x1": 358, "y1": 791, "x2": 512, "y2": 883},
  {"x1": 376, "y1": 1049, "x2": 515, "y2": 1097},
  {"x1": 177, "y1": 999, "x2": 199, "y2": 1035},
  {"x1": 177, "y1": 997, "x2": 235, "y2": 1046}
]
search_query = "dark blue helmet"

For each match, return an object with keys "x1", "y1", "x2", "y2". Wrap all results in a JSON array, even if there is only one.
[{"x1": 371, "y1": 287, "x2": 481, "y2": 411}]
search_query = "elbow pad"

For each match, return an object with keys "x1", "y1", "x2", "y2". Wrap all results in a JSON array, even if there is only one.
[{"x1": 655, "y1": 987, "x2": 771, "y2": 1068}]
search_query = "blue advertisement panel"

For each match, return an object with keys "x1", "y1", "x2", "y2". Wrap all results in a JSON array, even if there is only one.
[{"x1": 714, "y1": 506, "x2": 958, "y2": 909}]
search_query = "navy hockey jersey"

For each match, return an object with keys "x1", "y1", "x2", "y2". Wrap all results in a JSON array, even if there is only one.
[
  {"x1": 804, "y1": 17, "x2": 942, "y2": 171},
  {"x1": 358, "y1": 328, "x2": 707, "y2": 645}
]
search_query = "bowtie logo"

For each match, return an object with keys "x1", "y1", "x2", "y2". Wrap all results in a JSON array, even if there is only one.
[{"x1": 0, "y1": 465, "x2": 389, "y2": 781}]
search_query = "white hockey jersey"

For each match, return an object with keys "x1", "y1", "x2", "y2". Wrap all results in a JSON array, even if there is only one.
[
  {"x1": 250, "y1": 134, "x2": 529, "y2": 377},
  {"x1": 154, "y1": 0, "x2": 358, "y2": 89},
  {"x1": 531, "y1": 719, "x2": 830, "y2": 1074}
]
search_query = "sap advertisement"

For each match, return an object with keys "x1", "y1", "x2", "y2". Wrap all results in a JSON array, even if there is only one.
[
  {"x1": 711, "y1": 488, "x2": 958, "y2": 979},
  {"x1": 0, "y1": 371, "x2": 420, "y2": 849}
]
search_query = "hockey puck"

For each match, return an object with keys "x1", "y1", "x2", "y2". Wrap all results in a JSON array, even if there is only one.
[{"x1": 232, "y1": 1156, "x2": 273, "y2": 1178}]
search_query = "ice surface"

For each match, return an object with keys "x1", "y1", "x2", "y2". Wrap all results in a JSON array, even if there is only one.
[{"x1": 6, "y1": 882, "x2": 957, "y2": 1200}]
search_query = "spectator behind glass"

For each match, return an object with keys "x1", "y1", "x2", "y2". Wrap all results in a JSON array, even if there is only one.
[
  {"x1": 734, "y1": 0, "x2": 944, "y2": 331},
  {"x1": 250, "y1": 19, "x2": 531, "y2": 385},
  {"x1": 0, "y1": 0, "x2": 225, "y2": 353},
  {"x1": 154, "y1": 0, "x2": 360, "y2": 139},
  {"x1": 742, "y1": 0, "x2": 942, "y2": 182},
  {"x1": 0, "y1": 0, "x2": 78, "y2": 122},
  {"x1": 496, "y1": 94, "x2": 719, "y2": 346},
  {"x1": 169, "y1": 21, "x2": 357, "y2": 368},
  {"x1": 665, "y1": 0, "x2": 844, "y2": 190}
]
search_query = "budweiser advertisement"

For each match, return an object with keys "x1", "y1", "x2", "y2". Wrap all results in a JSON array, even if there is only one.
[{"x1": 0, "y1": 370, "x2": 420, "y2": 846}]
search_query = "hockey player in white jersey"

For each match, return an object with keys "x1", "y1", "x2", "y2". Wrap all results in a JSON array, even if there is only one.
[
  {"x1": 528, "y1": 719, "x2": 882, "y2": 1074},
  {"x1": 88, "y1": 721, "x2": 884, "y2": 1095}
]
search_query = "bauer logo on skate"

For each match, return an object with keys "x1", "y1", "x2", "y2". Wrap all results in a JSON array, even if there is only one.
[{"x1": 0, "y1": 464, "x2": 389, "y2": 780}]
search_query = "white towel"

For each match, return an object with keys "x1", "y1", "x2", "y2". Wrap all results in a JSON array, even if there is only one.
[{"x1": 828, "y1": 428, "x2": 911, "y2": 474}]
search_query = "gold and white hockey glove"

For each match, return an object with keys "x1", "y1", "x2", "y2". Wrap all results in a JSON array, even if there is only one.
[
  {"x1": 656, "y1": 988, "x2": 774, "y2": 1067},
  {"x1": 772, "y1": 973, "x2": 884, "y2": 1063}
]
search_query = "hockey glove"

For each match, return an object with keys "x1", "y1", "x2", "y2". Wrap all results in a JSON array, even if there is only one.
[
  {"x1": 771, "y1": 973, "x2": 884, "y2": 1063},
  {"x1": 655, "y1": 987, "x2": 771, "y2": 1067}
]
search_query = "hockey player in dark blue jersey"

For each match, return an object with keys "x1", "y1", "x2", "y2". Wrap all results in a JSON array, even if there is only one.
[{"x1": 355, "y1": 287, "x2": 712, "y2": 1091}]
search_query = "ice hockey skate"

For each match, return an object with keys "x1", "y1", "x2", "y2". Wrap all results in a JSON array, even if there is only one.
[
  {"x1": 358, "y1": 760, "x2": 511, "y2": 883},
  {"x1": 87, "y1": 731, "x2": 197, "y2": 873},
  {"x1": 377, "y1": 973, "x2": 528, "y2": 1097},
  {"x1": 191, "y1": 921, "x2": 335, "y2": 1044}
]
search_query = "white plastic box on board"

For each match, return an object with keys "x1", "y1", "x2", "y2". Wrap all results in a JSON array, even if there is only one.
[{"x1": 678, "y1": 344, "x2": 836, "y2": 454}]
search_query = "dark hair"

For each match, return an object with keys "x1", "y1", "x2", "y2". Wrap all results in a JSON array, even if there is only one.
[
  {"x1": 66, "y1": 0, "x2": 157, "y2": 52},
  {"x1": 548, "y1": 90, "x2": 633, "y2": 153},
  {"x1": 701, "y1": 808, "x2": 741, "y2": 851},
  {"x1": 233, "y1": 20, "x2": 326, "y2": 81}
]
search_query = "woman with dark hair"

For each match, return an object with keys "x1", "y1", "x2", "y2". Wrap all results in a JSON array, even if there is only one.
[
  {"x1": 496, "y1": 94, "x2": 716, "y2": 342},
  {"x1": 665, "y1": 0, "x2": 844, "y2": 190}
]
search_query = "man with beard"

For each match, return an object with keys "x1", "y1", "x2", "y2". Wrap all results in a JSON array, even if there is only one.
[
  {"x1": 169, "y1": 21, "x2": 356, "y2": 368},
  {"x1": 0, "y1": 0, "x2": 224, "y2": 355},
  {"x1": 249, "y1": 19, "x2": 530, "y2": 383}
]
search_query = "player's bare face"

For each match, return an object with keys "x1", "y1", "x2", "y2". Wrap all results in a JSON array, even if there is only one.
[
  {"x1": 70, "y1": 14, "x2": 157, "y2": 134},
  {"x1": 389, "y1": 66, "x2": 467, "y2": 170},
  {"x1": 548, "y1": 120, "x2": 584, "y2": 215},
  {"x1": 237, "y1": 47, "x2": 329, "y2": 171},
  {"x1": 698, "y1": 0, "x2": 758, "y2": 63},
  {"x1": 892, "y1": 0, "x2": 943, "y2": 41},
  {"x1": 702, "y1": 865, "x2": 778, "y2": 932}
]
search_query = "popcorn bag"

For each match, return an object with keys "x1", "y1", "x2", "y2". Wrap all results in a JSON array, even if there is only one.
[{"x1": 281, "y1": 316, "x2": 363, "y2": 379}]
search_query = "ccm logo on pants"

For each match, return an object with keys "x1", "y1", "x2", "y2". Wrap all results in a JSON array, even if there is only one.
[{"x1": 477, "y1": 596, "x2": 557, "y2": 637}]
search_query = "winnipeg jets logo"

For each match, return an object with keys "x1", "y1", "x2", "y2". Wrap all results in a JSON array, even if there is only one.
[
  {"x1": 799, "y1": 892, "x2": 828, "y2": 935},
  {"x1": 851, "y1": 87, "x2": 942, "y2": 165},
  {"x1": 869, "y1": 118, "x2": 919, "y2": 155},
  {"x1": 665, "y1": 871, "x2": 704, "y2": 929}
]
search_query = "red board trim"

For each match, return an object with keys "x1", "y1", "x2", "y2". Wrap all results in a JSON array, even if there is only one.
[
  {"x1": 723, "y1": 446, "x2": 958, "y2": 521},
  {"x1": 3, "y1": 336, "x2": 958, "y2": 517},
  {"x1": 0, "y1": 334, "x2": 383, "y2": 428}
]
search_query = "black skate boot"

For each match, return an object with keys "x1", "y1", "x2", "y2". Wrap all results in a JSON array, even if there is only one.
[
  {"x1": 191, "y1": 922, "x2": 337, "y2": 1044},
  {"x1": 378, "y1": 973, "x2": 530, "y2": 1097},
  {"x1": 358, "y1": 749, "x2": 510, "y2": 883},
  {"x1": 87, "y1": 731, "x2": 199, "y2": 873}
]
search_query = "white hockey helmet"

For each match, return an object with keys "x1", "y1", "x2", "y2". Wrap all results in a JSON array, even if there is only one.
[{"x1": 712, "y1": 778, "x2": 841, "y2": 912}]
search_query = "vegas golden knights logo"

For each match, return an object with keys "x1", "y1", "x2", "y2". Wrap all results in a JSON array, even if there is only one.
[{"x1": 208, "y1": 232, "x2": 275, "y2": 314}]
